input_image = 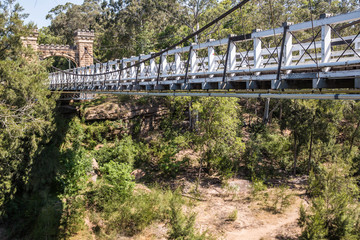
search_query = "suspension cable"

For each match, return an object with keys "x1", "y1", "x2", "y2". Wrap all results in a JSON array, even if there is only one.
[
  {"x1": 308, "y1": 0, "x2": 321, "y2": 77},
  {"x1": 51, "y1": 0, "x2": 251, "y2": 77}
]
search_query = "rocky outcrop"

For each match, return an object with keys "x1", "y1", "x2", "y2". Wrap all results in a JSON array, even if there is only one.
[
  {"x1": 83, "y1": 102, "x2": 168, "y2": 121},
  {"x1": 82, "y1": 100, "x2": 169, "y2": 134}
]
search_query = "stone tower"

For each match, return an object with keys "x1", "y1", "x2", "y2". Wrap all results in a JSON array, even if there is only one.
[
  {"x1": 21, "y1": 30, "x2": 39, "y2": 51},
  {"x1": 74, "y1": 29, "x2": 95, "y2": 67},
  {"x1": 21, "y1": 29, "x2": 95, "y2": 67}
]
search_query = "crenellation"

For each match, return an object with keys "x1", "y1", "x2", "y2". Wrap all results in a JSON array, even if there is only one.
[{"x1": 21, "y1": 29, "x2": 95, "y2": 67}]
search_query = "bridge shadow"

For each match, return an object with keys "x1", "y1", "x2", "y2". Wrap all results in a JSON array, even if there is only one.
[{"x1": 2, "y1": 105, "x2": 76, "y2": 239}]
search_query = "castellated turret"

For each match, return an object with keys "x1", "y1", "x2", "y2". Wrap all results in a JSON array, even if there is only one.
[{"x1": 74, "y1": 29, "x2": 95, "y2": 67}]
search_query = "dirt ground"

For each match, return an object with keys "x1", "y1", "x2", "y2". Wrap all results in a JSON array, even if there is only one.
[{"x1": 132, "y1": 176, "x2": 306, "y2": 240}]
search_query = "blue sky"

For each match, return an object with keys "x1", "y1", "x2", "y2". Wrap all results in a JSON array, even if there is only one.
[{"x1": 18, "y1": 0, "x2": 84, "y2": 28}]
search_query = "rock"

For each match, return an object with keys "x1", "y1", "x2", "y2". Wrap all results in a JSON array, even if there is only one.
[
  {"x1": 83, "y1": 102, "x2": 168, "y2": 121},
  {"x1": 226, "y1": 179, "x2": 251, "y2": 193},
  {"x1": 131, "y1": 169, "x2": 146, "y2": 181},
  {"x1": 90, "y1": 158, "x2": 100, "y2": 182}
]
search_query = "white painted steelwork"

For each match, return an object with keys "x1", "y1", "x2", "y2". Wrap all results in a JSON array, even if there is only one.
[{"x1": 49, "y1": 10, "x2": 360, "y2": 95}]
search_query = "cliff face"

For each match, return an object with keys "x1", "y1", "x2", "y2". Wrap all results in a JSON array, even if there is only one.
[
  {"x1": 83, "y1": 102, "x2": 168, "y2": 122},
  {"x1": 81, "y1": 98, "x2": 169, "y2": 134}
]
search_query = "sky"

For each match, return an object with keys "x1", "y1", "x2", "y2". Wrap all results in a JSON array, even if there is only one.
[{"x1": 18, "y1": 0, "x2": 84, "y2": 28}]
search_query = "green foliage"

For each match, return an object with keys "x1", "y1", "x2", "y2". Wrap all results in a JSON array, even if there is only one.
[
  {"x1": 95, "y1": 135, "x2": 138, "y2": 166},
  {"x1": 191, "y1": 97, "x2": 244, "y2": 177},
  {"x1": 168, "y1": 194, "x2": 209, "y2": 240},
  {"x1": 270, "y1": 185, "x2": 292, "y2": 214},
  {"x1": 0, "y1": 0, "x2": 57, "y2": 228},
  {"x1": 83, "y1": 120, "x2": 116, "y2": 148},
  {"x1": 156, "y1": 141, "x2": 184, "y2": 178},
  {"x1": 97, "y1": 161, "x2": 135, "y2": 203},
  {"x1": 251, "y1": 177, "x2": 268, "y2": 199},
  {"x1": 89, "y1": 186, "x2": 183, "y2": 237},
  {"x1": 299, "y1": 165, "x2": 360, "y2": 239},
  {"x1": 244, "y1": 126, "x2": 291, "y2": 178},
  {"x1": 59, "y1": 197, "x2": 86, "y2": 238},
  {"x1": 226, "y1": 210, "x2": 238, "y2": 222}
]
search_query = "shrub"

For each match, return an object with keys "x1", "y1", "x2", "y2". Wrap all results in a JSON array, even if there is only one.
[
  {"x1": 94, "y1": 187, "x2": 181, "y2": 236},
  {"x1": 168, "y1": 194, "x2": 210, "y2": 240},
  {"x1": 156, "y1": 141, "x2": 186, "y2": 178},
  {"x1": 251, "y1": 177, "x2": 267, "y2": 199},
  {"x1": 271, "y1": 185, "x2": 292, "y2": 214},
  {"x1": 299, "y1": 165, "x2": 360, "y2": 239},
  {"x1": 96, "y1": 161, "x2": 134, "y2": 205},
  {"x1": 226, "y1": 210, "x2": 238, "y2": 222},
  {"x1": 95, "y1": 135, "x2": 138, "y2": 166}
]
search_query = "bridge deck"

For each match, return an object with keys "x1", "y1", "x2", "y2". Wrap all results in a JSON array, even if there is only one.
[{"x1": 50, "y1": 11, "x2": 360, "y2": 95}]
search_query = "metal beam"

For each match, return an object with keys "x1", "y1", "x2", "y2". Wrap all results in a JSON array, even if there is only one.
[{"x1": 91, "y1": 91, "x2": 360, "y2": 100}]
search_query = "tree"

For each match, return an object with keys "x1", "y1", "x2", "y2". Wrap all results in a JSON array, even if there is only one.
[
  {"x1": 0, "y1": 0, "x2": 56, "y2": 225},
  {"x1": 46, "y1": 0, "x2": 103, "y2": 45},
  {"x1": 191, "y1": 97, "x2": 244, "y2": 178},
  {"x1": 299, "y1": 164, "x2": 360, "y2": 239}
]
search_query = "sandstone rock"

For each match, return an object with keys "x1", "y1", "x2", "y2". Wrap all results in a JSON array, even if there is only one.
[{"x1": 131, "y1": 169, "x2": 146, "y2": 181}]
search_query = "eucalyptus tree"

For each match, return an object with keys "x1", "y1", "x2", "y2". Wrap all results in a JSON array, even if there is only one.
[
  {"x1": 0, "y1": 0, "x2": 56, "y2": 218},
  {"x1": 46, "y1": 0, "x2": 103, "y2": 45}
]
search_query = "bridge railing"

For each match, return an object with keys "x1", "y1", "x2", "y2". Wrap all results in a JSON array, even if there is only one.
[{"x1": 49, "y1": 10, "x2": 360, "y2": 91}]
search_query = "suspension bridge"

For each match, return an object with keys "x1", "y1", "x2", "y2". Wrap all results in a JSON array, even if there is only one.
[{"x1": 47, "y1": 3, "x2": 360, "y2": 100}]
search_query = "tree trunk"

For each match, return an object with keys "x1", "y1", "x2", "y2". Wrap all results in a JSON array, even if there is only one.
[
  {"x1": 269, "y1": 101, "x2": 281, "y2": 124},
  {"x1": 189, "y1": 99, "x2": 192, "y2": 130},
  {"x1": 308, "y1": 114, "x2": 316, "y2": 173},
  {"x1": 263, "y1": 98, "x2": 270, "y2": 124},
  {"x1": 196, "y1": 158, "x2": 202, "y2": 193},
  {"x1": 293, "y1": 133, "x2": 298, "y2": 175}
]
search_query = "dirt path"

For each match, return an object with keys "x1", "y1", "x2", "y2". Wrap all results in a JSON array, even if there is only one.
[
  {"x1": 225, "y1": 202, "x2": 300, "y2": 240},
  {"x1": 189, "y1": 178, "x2": 304, "y2": 240}
]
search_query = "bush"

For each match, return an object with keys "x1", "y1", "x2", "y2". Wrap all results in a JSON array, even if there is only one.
[
  {"x1": 270, "y1": 185, "x2": 292, "y2": 214},
  {"x1": 168, "y1": 194, "x2": 210, "y2": 240},
  {"x1": 299, "y1": 165, "x2": 360, "y2": 239},
  {"x1": 244, "y1": 129, "x2": 291, "y2": 179},
  {"x1": 226, "y1": 210, "x2": 238, "y2": 222},
  {"x1": 96, "y1": 161, "x2": 134, "y2": 205},
  {"x1": 93, "y1": 187, "x2": 182, "y2": 236},
  {"x1": 251, "y1": 177, "x2": 267, "y2": 199},
  {"x1": 95, "y1": 135, "x2": 138, "y2": 166},
  {"x1": 158, "y1": 143, "x2": 182, "y2": 178}
]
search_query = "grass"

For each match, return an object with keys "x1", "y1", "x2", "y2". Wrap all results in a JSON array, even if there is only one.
[{"x1": 226, "y1": 210, "x2": 238, "y2": 222}]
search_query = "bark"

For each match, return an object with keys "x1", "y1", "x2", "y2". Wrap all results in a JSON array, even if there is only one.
[
  {"x1": 196, "y1": 158, "x2": 203, "y2": 193},
  {"x1": 293, "y1": 133, "x2": 298, "y2": 175},
  {"x1": 268, "y1": 101, "x2": 281, "y2": 124},
  {"x1": 189, "y1": 99, "x2": 192, "y2": 130},
  {"x1": 308, "y1": 114, "x2": 316, "y2": 173},
  {"x1": 263, "y1": 98, "x2": 270, "y2": 124}
]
